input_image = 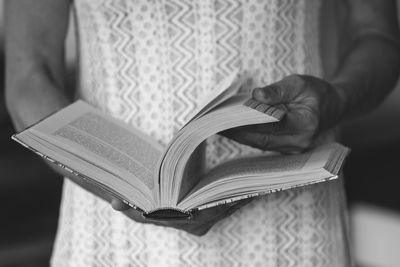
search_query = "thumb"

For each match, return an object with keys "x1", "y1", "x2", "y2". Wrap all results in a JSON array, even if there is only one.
[
  {"x1": 111, "y1": 198, "x2": 130, "y2": 211},
  {"x1": 252, "y1": 84, "x2": 286, "y2": 105}
]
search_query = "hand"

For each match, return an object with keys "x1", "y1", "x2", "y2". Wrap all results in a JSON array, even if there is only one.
[
  {"x1": 47, "y1": 141, "x2": 249, "y2": 236},
  {"x1": 112, "y1": 198, "x2": 252, "y2": 236},
  {"x1": 221, "y1": 75, "x2": 344, "y2": 153}
]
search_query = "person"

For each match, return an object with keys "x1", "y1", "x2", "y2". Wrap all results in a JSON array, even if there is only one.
[{"x1": 5, "y1": 0, "x2": 400, "y2": 266}]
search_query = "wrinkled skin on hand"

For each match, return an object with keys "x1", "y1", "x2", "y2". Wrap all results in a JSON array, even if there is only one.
[{"x1": 222, "y1": 74, "x2": 343, "y2": 153}]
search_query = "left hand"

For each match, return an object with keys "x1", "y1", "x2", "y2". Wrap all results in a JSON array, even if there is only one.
[
  {"x1": 111, "y1": 198, "x2": 252, "y2": 236},
  {"x1": 221, "y1": 74, "x2": 344, "y2": 153}
]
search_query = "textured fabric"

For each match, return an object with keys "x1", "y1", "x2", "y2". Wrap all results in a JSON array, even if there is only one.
[{"x1": 51, "y1": 0, "x2": 351, "y2": 266}]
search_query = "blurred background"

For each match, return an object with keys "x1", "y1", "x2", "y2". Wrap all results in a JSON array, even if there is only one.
[{"x1": 0, "y1": 2, "x2": 400, "y2": 267}]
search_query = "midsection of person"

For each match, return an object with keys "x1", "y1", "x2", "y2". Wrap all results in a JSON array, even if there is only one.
[
  {"x1": 51, "y1": 0, "x2": 349, "y2": 266},
  {"x1": 74, "y1": 0, "x2": 322, "y2": 144}
]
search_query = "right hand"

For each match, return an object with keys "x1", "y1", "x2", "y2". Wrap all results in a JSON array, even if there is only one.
[{"x1": 221, "y1": 75, "x2": 343, "y2": 154}]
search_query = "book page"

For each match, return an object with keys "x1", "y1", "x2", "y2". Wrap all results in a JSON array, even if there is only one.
[
  {"x1": 194, "y1": 152, "x2": 312, "y2": 190},
  {"x1": 161, "y1": 93, "x2": 284, "y2": 206},
  {"x1": 176, "y1": 142, "x2": 206, "y2": 202},
  {"x1": 178, "y1": 143, "x2": 348, "y2": 210},
  {"x1": 186, "y1": 71, "x2": 243, "y2": 123},
  {"x1": 188, "y1": 143, "x2": 343, "y2": 195},
  {"x1": 31, "y1": 101, "x2": 164, "y2": 191}
]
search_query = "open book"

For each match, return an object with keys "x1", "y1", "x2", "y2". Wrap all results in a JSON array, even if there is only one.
[{"x1": 12, "y1": 74, "x2": 349, "y2": 219}]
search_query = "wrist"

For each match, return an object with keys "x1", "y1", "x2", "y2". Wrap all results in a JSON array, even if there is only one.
[
  {"x1": 328, "y1": 78, "x2": 352, "y2": 118},
  {"x1": 315, "y1": 79, "x2": 347, "y2": 133},
  {"x1": 299, "y1": 75, "x2": 347, "y2": 134}
]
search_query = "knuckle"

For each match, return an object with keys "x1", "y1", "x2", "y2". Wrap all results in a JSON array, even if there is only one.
[
  {"x1": 294, "y1": 110, "x2": 319, "y2": 130},
  {"x1": 283, "y1": 74, "x2": 306, "y2": 91},
  {"x1": 297, "y1": 142, "x2": 309, "y2": 150},
  {"x1": 303, "y1": 121, "x2": 318, "y2": 134},
  {"x1": 285, "y1": 74, "x2": 304, "y2": 84},
  {"x1": 296, "y1": 135, "x2": 313, "y2": 149},
  {"x1": 286, "y1": 74, "x2": 301, "y2": 81},
  {"x1": 286, "y1": 134, "x2": 311, "y2": 150}
]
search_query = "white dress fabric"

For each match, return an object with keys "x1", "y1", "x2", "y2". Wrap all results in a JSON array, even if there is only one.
[{"x1": 51, "y1": 0, "x2": 351, "y2": 266}]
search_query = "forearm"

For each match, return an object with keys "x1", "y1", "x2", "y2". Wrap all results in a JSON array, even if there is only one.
[
  {"x1": 330, "y1": 34, "x2": 400, "y2": 123},
  {"x1": 5, "y1": 0, "x2": 72, "y2": 131},
  {"x1": 5, "y1": 64, "x2": 102, "y2": 201},
  {"x1": 6, "y1": 65, "x2": 71, "y2": 131},
  {"x1": 323, "y1": 0, "x2": 400, "y2": 130}
]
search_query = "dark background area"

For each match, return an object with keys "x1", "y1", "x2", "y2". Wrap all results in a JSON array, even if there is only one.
[{"x1": 0, "y1": 54, "x2": 63, "y2": 266}]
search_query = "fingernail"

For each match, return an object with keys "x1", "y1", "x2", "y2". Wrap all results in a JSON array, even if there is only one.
[{"x1": 253, "y1": 88, "x2": 265, "y2": 100}]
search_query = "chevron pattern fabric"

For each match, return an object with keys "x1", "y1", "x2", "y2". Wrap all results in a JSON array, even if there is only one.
[{"x1": 51, "y1": 0, "x2": 351, "y2": 266}]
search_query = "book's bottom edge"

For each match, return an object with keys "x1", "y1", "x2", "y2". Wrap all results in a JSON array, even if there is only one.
[{"x1": 194, "y1": 175, "x2": 339, "y2": 211}]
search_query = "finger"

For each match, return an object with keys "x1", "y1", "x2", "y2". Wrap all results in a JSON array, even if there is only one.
[
  {"x1": 224, "y1": 122, "x2": 281, "y2": 135},
  {"x1": 111, "y1": 198, "x2": 130, "y2": 211},
  {"x1": 225, "y1": 198, "x2": 253, "y2": 209},
  {"x1": 205, "y1": 198, "x2": 253, "y2": 222},
  {"x1": 219, "y1": 122, "x2": 282, "y2": 147},
  {"x1": 188, "y1": 199, "x2": 251, "y2": 236},
  {"x1": 227, "y1": 130, "x2": 311, "y2": 151},
  {"x1": 252, "y1": 75, "x2": 304, "y2": 105},
  {"x1": 253, "y1": 84, "x2": 284, "y2": 105},
  {"x1": 221, "y1": 130, "x2": 273, "y2": 150},
  {"x1": 168, "y1": 199, "x2": 254, "y2": 236},
  {"x1": 206, "y1": 198, "x2": 253, "y2": 226},
  {"x1": 188, "y1": 201, "x2": 238, "y2": 227}
]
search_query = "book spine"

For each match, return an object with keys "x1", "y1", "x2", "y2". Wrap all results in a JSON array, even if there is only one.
[{"x1": 143, "y1": 208, "x2": 193, "y2": 220}]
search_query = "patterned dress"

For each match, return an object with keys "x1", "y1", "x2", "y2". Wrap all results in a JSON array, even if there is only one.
[{"x1": 51, "y1": 0, "x2": 351, "y2": 266}]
